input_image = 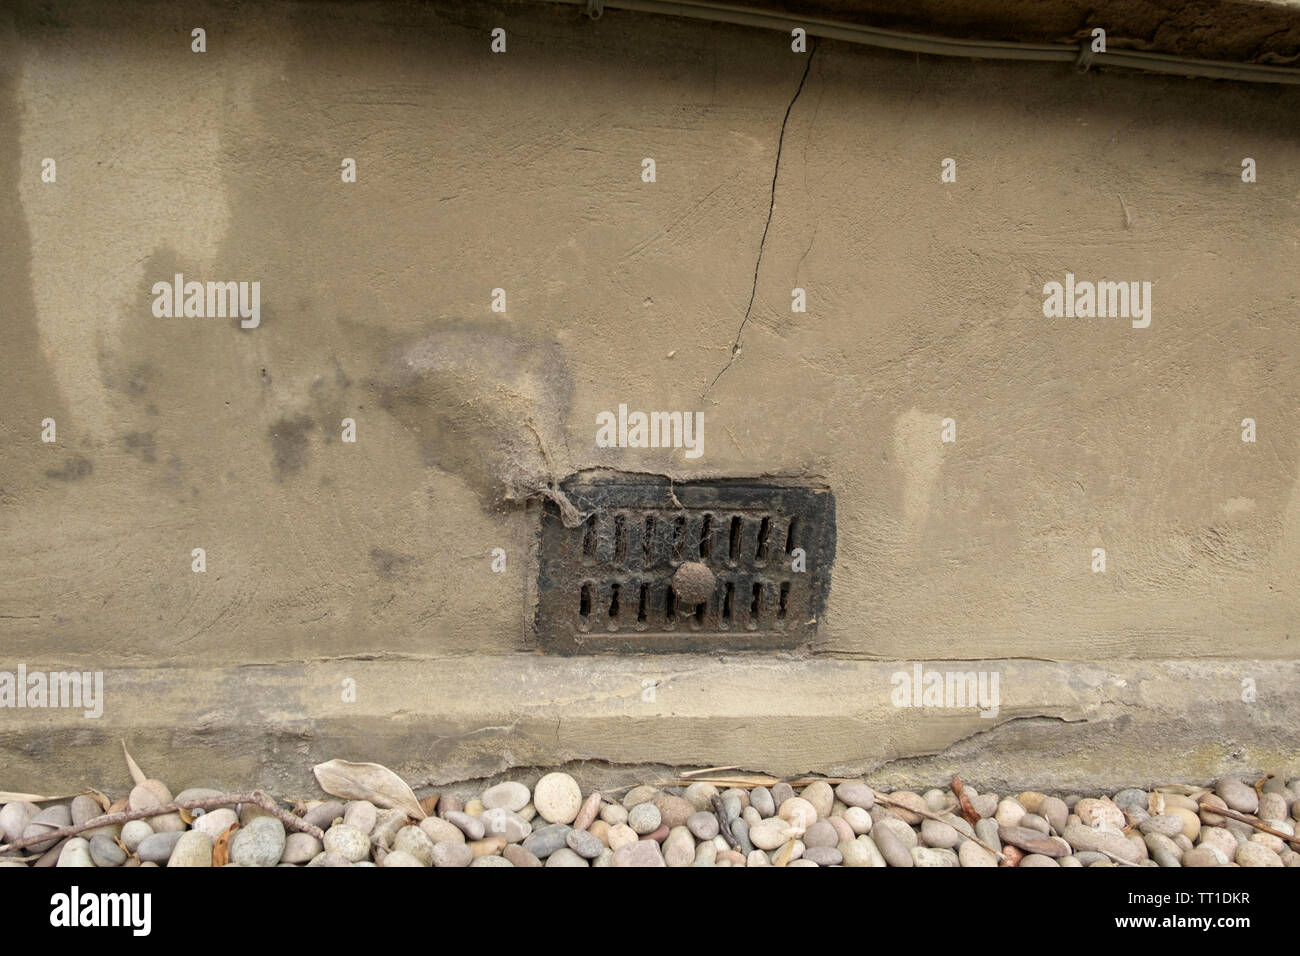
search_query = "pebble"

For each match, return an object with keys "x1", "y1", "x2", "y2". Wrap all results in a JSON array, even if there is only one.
[
  {"x1": 482, "y1": 782, "x2": 531, "y2": 813},
  {"x1": 875, "y1": 815, "x2": 918, "y2": 849},
  {"x1": 843, "y1": 806, "x2": 872, "y2": 835},
  {"x1": 302, "y1": 801, "x2": 346, "y2": 830},
  {"x1": 1063, "y1": 822, "x2": 1141, "y2": 863},
  {"x1": 683, "y1": 782, "x2": 719, "y2": 810},
  {"x1": 771, "y1": 783, "x2": 795, "y2": 807},
  {"x1": 872, "y1": 822, "x2": 913, "y2": 867},
  {"x1": 445, "y1": 810, "x2": 485, "y2": 840},
  {"x1": 192, "y1": 807, "x2": 239, "y2": 840},
  {"x1": 481, "y1": 808, "x2": 531, "y2": 843},
  {"x1": 343, "y1": 801, "x2": 378, "y2": 837},
  {"x1": 503, "y1": 844, "x2": 543, "y2": 867},
  {"x1": 419, "y1": 816, "x2": 465, "y2": 844},
  {"x1": 121, "y1": 819, "x2": 154, "y2": 853},
  {"x1": 999, "y1": 825, "x2": 1068, "y2": 857},
  {"x1": 533, "y1": 772, "x2": 583, "y2": 825},
  {"x1": 750, "y1": 787, "x2": 776, "y2": 818},
  {"x1": 573, "y1": 791, "x2": 603, "y2": 831},
  {"x1": 545, "y1": 847, "x2": 588, "y2": 867},
  {"x1": 432, "y1": 841, "x2": 473, "y2": 867},
  {"x1": 607, "y1": 824, "x2": 638, "y2": 851},
  {"x1": 750, "y1": 817, "x2": 798, "y2": 850},
  {"x1": 801, "y1": 782, "x2": 835, "y2": 818},
  {"x1": 167, "y1": 830, "x2": 214, "y2": 867},
  {"x1": 1139, "y1": 814, "x2": 1184, "y2": 838},
  {"x1": 600, "y1": 803, "x2": 628, "y2": 826},
  {"x1": 1017, "y1": 791, "x2": 1046, "y2": 813},
  {"x1": 1112, "y1": 789, "x2": 1148, "y2": 812},
  {"x1": 393, "y1": 826, "x2": 435, "y2": 865},
  {"x1": 663, "y1": 826, "x2": 696, "y2": 867},
  {"x1": 1074, "y1": 798, "x2": 1124, "y2": 830},
  {"x1": 970, "y1": 793, "x2": 999, "y2": 818},
  {"x1": 1019, "y1": 854, "x2": 1061, "y2": 867},
  {"x1": 469, "y1": 837, "x2": 506, "y2": 857},
  {"x1": 805, "y1": 846, "x2": 843, "y2": 866},
  {"x1": 622, "y1": 785, "x2": 659, "y2": 808},
  {"x1": 0, "y1": 801, "x2": 38, "y2": 843},
  {"x1": 1182, "y1": 846, "x2": 1225, "y2": 867},
  {"x1": 1144, "y1": 832, "x2": 1182, "y2": 867},
  {"x1": 381, "y1": 851, "x2": 424, "y2": 867},
  {"x1": 1019, "y1": 813, "x2": 1051, "y2": 835},
  {"x1": 958, "y1": 841, "x2": 999, "y2": 867},
  {"x1": 70, "y1": 795, "x2": 101, "y2": 827},
  {"x1": 628, "y1": 803, "x2": 662, "y2": 835},
  {"x1": 281, "y1": 832, "x2": 323, "y2": 864},
  {"x1": 230, "y1": 817, "x2": 287, "y2": 867},
  {"x1": 687, "y1": 811, "x2": 719, "y2": 841},
  {"x1": 994, "y1": 798, "x2": 1026, "y2": 828},
  {"x1": 89, "y1": 833, "x2": 126, "y2": 867},
  {"x1": 23, "y1": 804, "x2": 72, "y2": 853},
  {"x1": 56, "y1": 837, "x2": 95, "y2": 867},
  {"x1": 137, "y1": 831, "x2": 184, "y2": 864},
  {"x1": 1236, "y1": 842, "x2": 1282, "y2": 867},
  {"x1": 920, "y1": 817, "x2": 960, "y2": 849},
  {"x1": 654, "y1": 794, "x2": 695, "y2": 829},
  {"x1": 884, "y1": 791, "x2": 927, "y2": 825},
  {"x1": 804, "y1": 819, "x2": 840, "y2": 848},
  {"x1": 522, "y1": 823, "x2": 572, "y2": 859},
  {"x1": 1215, "y1": 777, "x2": 1259, "y2": 814},
  {"x1": 322, "y1": 824, "x2": 370, "y2": 864},
  {"x1": 1038, "y1": 796, "x2": 1068, "y2": 833},
  {"x1": 912, "y1": 846, "x2": 959, "y2": 867},
  {"x1": 566, "y1": 828, "x2": 604, "y2": 859},
  {"x1": 778, "y1": 797, "x2": 817, "y2": 829},
  {"x1": 612, "y1": 840, "x2": 666, "y2": 867}
]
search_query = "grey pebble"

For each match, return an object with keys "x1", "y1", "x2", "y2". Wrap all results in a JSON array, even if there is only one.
[
  {"x1": 522, "y1": 823, "x2": 571, "y2": 859},
  {"x1": 137, "y1": 831, "x2": 184, "y2": 864},
  {"x1": 88, "y1": 833, "x2": 126, "y2": 867},
  {"x1": 566, "y1": 828, "x2": 604, "y2": 859}
]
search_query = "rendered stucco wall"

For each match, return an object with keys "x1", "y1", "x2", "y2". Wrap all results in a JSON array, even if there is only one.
[{"x1": 1, "y1": 0, "x2": 1298, "y2": 792}]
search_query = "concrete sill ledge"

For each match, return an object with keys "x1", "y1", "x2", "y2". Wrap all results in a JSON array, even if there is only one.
[{"x1": 1, "y1": 656, "x2": 1293, "y2": 796}]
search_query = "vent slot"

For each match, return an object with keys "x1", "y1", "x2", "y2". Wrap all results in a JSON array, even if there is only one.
[{"x1": 536, "y1": 475, "x2": 834, "y2": 654}]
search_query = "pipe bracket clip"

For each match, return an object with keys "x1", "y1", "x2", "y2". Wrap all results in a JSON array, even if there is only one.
[{"x1": 587, "y1": 0, "x2": 604, "y2": 20}]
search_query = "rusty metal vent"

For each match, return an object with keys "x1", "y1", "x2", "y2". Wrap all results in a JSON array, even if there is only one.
[{"x1": 536, "y1": 474, "x2": 834, "y2": 653}]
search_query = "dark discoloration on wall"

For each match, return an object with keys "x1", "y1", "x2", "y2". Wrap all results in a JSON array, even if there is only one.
[
  {"x1": 0, "y1": 13, "x2": 69, "y2": 492},
  {"x1": 379, "y1": 319, "x2": 574, "y2": 515},
  {"x1": 268, "y1": 413, "x2": 314, "y2": 480},
  {"x1": 369, "y1": 547, "x2": 417, "y2": 581},
  {"x1": 45, "y1": 455, "x2": 93, "y2": 481},
  {"x1": 123, "y1": 431, "x2": 156, "y2": 463}
]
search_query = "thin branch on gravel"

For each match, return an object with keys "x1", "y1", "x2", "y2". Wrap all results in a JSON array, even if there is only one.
[
  {"x1": 950, "y1": 775, "x2": 981, "y2": 827},
  {"x1": 1200, "y1": 802, "x2": 1300, "y2": 848},
  {"x1": 0, "y1": 791, "x2": 324, "y2": 854}
]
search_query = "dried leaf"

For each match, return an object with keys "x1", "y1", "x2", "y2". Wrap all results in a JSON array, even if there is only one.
[
  {"x1": 178, "y1": 808, "x2": 195, "y2": 825},
  {"x1": 1255, "y1": 775, "x2": 1272, "y2": 796},
  {"x1": 418, "y1": 794, "x2": 440, "y2": 817},
  {"x1": 312, "y1": 759, "x2": 427, "y2": 820},
  {"x1": 952, "y1": 774, "x2": 981, "y2": 826},
  {"x1": 121, "y1": 740, "x2": 147, "y2": 786},
  {"x1": 84, "y1": 788, "x2": 111, "y2": 812},
  {"x1": 0, "y1": 791, "x2": 81, "y2": 803},
  {"x1": 107, "y1": 797, "x2": 130, "y2": 814},
  {"x1": 212, "y1": 822, "x2": 238, "y2": 867}
]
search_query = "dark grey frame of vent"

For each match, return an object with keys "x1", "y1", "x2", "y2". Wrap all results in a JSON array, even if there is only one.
[{"x1": 535, "y1": 473, "x2": 834, "y2": 654}]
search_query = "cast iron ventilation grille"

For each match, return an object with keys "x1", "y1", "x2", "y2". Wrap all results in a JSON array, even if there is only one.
[{"x1": 536, "y1": 474, "x2": 834, "y2": 654}]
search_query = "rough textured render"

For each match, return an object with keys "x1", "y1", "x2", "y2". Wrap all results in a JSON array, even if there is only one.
[{"x1": 0, "y1": 0, "x2": 1297, "y2": 794}]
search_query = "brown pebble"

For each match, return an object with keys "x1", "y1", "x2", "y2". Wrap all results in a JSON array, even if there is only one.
[
  {"x1": 469, "y1": 837, "x2": 505, "y2": 857},
  {"x1": 717, "y1": 849, "x2": 745, "y2": 865},
  {"x1": 573, "y1": 791, "x2": 602, "y2": 831},
  {"x1": 645, "y1": 824, "x2": 670, "y2": 843},
  {"x1": 1000, "y1": 845, "x2": 1024, "y2": 867},
  {"x1": 589, "y1": 819, "x2": 611, "y2": 847}
]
